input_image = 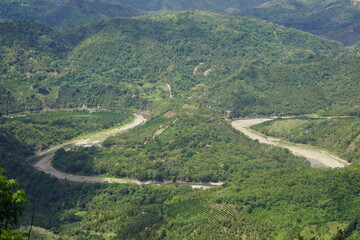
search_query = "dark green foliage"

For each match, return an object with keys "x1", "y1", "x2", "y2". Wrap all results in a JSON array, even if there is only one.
[
  {"x1": 1, "y1": 0, "x2": 359, "y2": 45},
  {"x1": 0, "y1": 0, "x2": 139, "y2": 28},
  {"x1": 53, "y1": 147, "x2": 97, "y2": 174},
  {"x1": 248, "y1": 0, "x2": 360, "y2": 45},
  {"x1": 0, "y1": 20, "x2": 70, "y2": 115},
  {"x1": 118, "y1": 0, "x2": 268, "y2": 14}
]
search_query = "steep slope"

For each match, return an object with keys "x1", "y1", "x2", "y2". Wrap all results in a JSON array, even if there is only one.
[
  {"x1": 117, "y1": 0, "x2": 269, "y2": 14},
  {"x1": 0, "y1": 0, "x2": 139, "y2": 28},
  {"x1": 42, "y1": 0, "x2": 139, "y2": 28},
  {"x1": 1, "y1": 11, "x2": 356, "y2": 116},
  {"x1": 0, "y1": 0, "x2": 60, "y2": 22},
  {"x1": 59, "y1": 11, "x2": 346, "y2": 109},
  {"x1": 253, "y1": 117, "x2": 360, "y2": 163},
  {"x1": 248, "y1": 0, "x2": 360, "y2": 45},
  {"x1": 203, "y1": 54, "x2": 360, "y2": 116},
  {"x1": 0, "y1": 20, "x2": 71, "y2": 114}
]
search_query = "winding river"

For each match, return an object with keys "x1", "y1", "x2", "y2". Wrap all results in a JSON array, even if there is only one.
[
  {"x1": 32, "y1": 115, "x2": 349, "y2": 189},
  {"x1": 32, "y1": 114, "x2": 222, "y2": 189},
  {"x1": 231, "y1": 118, "x2": 350, "y2": 168}
]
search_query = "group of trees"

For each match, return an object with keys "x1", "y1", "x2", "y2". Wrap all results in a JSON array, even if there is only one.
[
  {"x1": 0, "y1": 111, "x2": 130, "y2": 151},
  {"x1": 0, "y1": 169, "x2": 27, "y2": 239},
  {"x1": 1, "y1": 0, "x2": 359, "y2": 46},
  {"x1": 55, "y1": 102, "x2": 308, "y2": 182},
  {"x1": 253, "y1": 117, "x2": 360, "y2": 163},
  {"x1": 2, "y1": 11, "x2": 358, "y2": 117}
]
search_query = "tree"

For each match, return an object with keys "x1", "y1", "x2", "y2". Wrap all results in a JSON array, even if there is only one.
[{"x1": 0, "y1": 168, "x2": 27, "y2": 239}]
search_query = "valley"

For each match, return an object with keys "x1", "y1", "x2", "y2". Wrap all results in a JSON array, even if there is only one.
[{"x1": 0, "y1": 4, "x2": 359, "y2": 240}]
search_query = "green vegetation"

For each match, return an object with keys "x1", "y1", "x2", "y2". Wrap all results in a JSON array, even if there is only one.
[
  {"x1": 1, "y1": 0, "x2": 359, "y2": 45},
  {"x1": 249, "y1": 0, "x2": 360, "y2": 45},
  {"x1": 0, "y1": 106, "x2": 359, "y2": 239},
  {"x1": 53, "y1": 101, "x2": 308, "y2": 182},
  {"x1": 3, "y1": 12, "x2": 358, "y2": 117},
  {"x1": 0, "y1": 168, "x2": 27, "y2": 240},
  {"x1": 37, "y1": 161, "x2": 360, "y2": 239},
  {"x1": 205, "y1": 54, "x2": 360, "y2": 117},
  {"x1": 0, "y1": 110, "x2": 130, "y2": 151},
  {"x1": 0, "y1": 0, "x2": 138, "y2": 28},
  {"x1": 253, "y1": 117, "x2": 360, "y2": 163},
  {"x1": 0, "y1": 6, "x2": 359, "y2": 240}
]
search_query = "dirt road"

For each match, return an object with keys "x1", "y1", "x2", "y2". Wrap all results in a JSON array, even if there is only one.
[{"x1": 231, "y1": 118, "x2": 350, "y2": 168}]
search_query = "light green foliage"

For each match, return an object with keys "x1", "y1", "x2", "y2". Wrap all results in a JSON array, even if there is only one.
[
  {"x1": 0, "y1": 111, "x2": 130, "y2": 151},
  {"x1": 253, "y1": 117, "x2": 360, "y2": 162},
  {"x1": 55, "y1": 101, "x2": 308, "y2": 181},
  {"x1": 1, "y1": 11, "x2": 354, "y2": 116},
  {"x1": 0, "y1": 168, "x2": 27, "y2": 240},
  {"x1": 205, "y1": 54, "x2": 360, "y2": 117}
]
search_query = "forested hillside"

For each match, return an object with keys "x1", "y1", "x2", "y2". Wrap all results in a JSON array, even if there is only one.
[
  {"x1": 117, "y1": 0, "x2": 268, "y2": 14},
  {"x1": 3, "y1": 12, "x2": 359, "y2": 117},
  {"x1": 1, "y1": 104, "x2": 359, "y2": 239},
  {"x1": 253, "y1": 117, "x2": 360, "y2": 163},
  {"x1": 53, "y1": 101, "x2": 308, "y2": 182},
  {"x1": 249, "y1": 0, "x2": 360, "y2": 45},
  {"x1": 0, "y1": 0, "x2": 138, "y2": 28},
  {"x1": 1, "y1": 0, "x2": 359, "y2": 45},
  {"x1": 204, "y1": 54, "x2": 360, "y2": 116},
  {"x1": 0, "y1": 20, "x2": 71, "y2": 114},
  {"x1": 0, "y1": 5, "x2": 360, "y2": 240}
]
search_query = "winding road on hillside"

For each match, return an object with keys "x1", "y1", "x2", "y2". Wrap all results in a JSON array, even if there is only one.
[
  {"x1": 32, "y1": 114, "x2": 221, "y2": 189},
  {"x1": 231, "y1": 118, "x2": 350, "y2": 168}
]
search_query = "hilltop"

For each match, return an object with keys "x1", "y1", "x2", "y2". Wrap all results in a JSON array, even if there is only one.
[{"x1": 1, "y1": 0, "x2": 359, "y2": 45}]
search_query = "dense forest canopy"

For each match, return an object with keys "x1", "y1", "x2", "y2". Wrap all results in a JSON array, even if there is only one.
[
  {"x1": 2, "y1": 11, "x2": 359, "y2": 117},
  {"x1": 1, "y1": 0, "x2": 359, "y2": 45},
  {"x1": 0, "y1": 1, "x2": 359, "y2": 239}
]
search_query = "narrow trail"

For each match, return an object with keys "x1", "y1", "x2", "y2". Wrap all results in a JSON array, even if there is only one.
[
  {"x1": 32, "y1": 114, "x2": 221, "y2": 189},
  {"x1": 167, "y1": 84, "x2": 173, "y2": 99},
  {"x1": 231, "y1": 118, "x2": 350, "y2": 168}
]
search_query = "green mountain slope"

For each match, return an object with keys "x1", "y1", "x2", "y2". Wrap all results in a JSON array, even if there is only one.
[
  {"x1": 117, "y1": 0, "x2": 269, "y2": 14},
  {"x1": 2, "y1": 11, "x2": 358, "y2": 116},
  {"x1": 58, "y1": 11, "x2": 347, "y2": 111},
  {"x1": 1, "y1": 0, "x2": 359, "y2": 45},
  {"x1": 203, "y1": 54, "x2": 360, "y2": 116},
  {"x1": 0, "y1": 0, "x2": 139, "y2": 28},
  {"x1": 42, "y1": 0, "x2": 139, "y2": 28},
  {"x1": 0, "y1": 20, "x2": 71, "y2": 114},
  {"x1": 248, "y1": 0, "x2": 360, "y2": 45},
  {"x1": 253, "y1": 117, "x2": 360, "y2": 163}
]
